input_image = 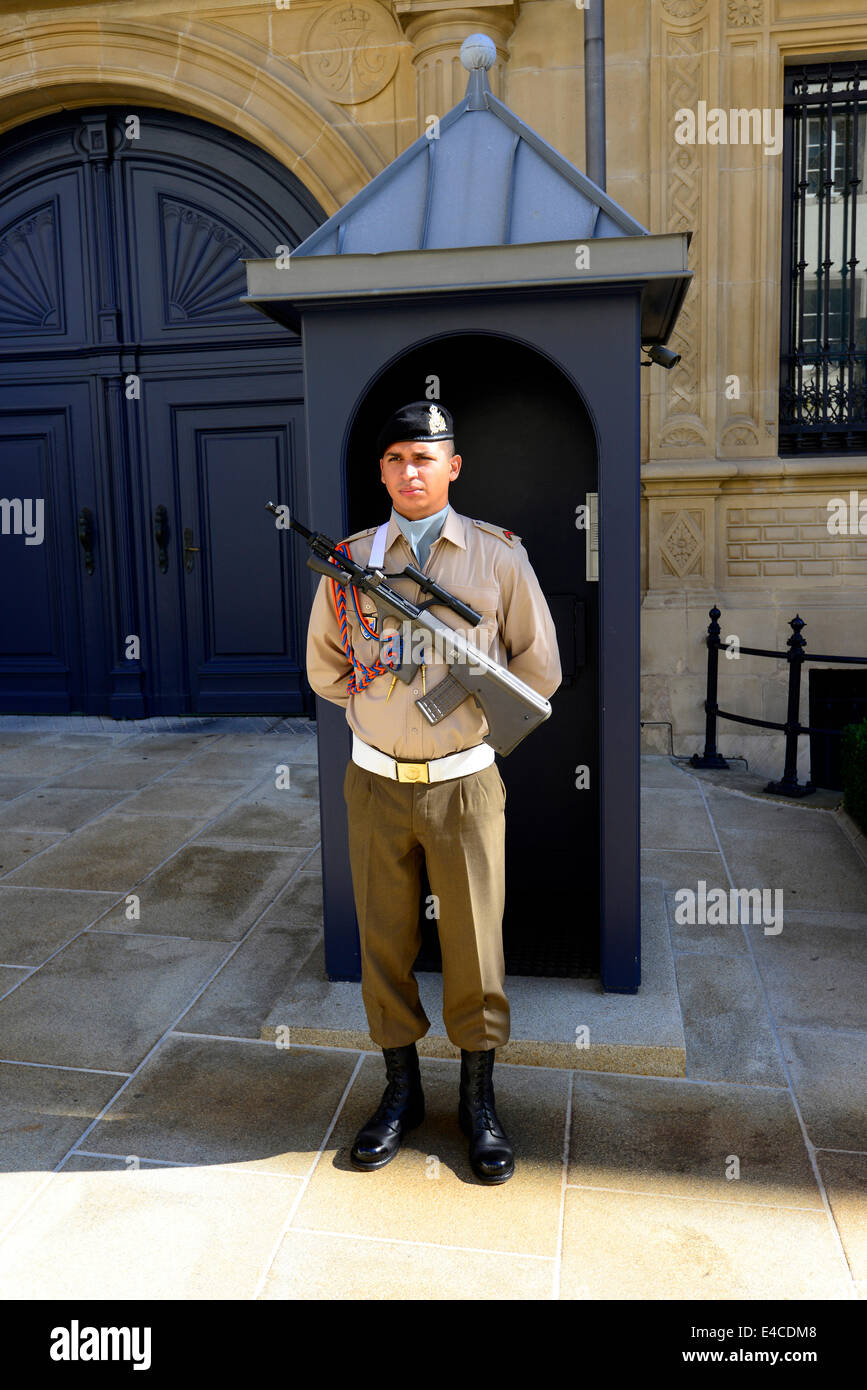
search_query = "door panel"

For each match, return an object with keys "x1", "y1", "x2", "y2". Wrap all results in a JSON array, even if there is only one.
[
  {"x1": 0, "y1": 107, "x2": 325, "y2": 714},
  {"x1": 0, "y1": 387, "x2": 106, "y2": 710},
  {"x1": 144, "y1": 381, "x2": 307, "y2": 713}
]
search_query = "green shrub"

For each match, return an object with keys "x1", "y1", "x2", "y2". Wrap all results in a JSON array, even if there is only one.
[{"x1": 841, "y1": 716, "x2": 867, "y2": 835}]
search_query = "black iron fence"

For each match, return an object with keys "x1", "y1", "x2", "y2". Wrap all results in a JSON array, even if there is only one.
[{"x1": 691, "y1": 606, "x2": 867, "y2": 797}]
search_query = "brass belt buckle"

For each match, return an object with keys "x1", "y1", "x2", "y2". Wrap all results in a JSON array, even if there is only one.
[{"x1": 396, "y1": 760, "x2": 429, "y2": 783}]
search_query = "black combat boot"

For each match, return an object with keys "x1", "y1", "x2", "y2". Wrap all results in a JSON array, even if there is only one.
[
  {"x1": 350, "y1": 1043, "x2": 425, "y2": 1170},
  {"x1": 458, "y1": 1047, "x2": 515, "y2": 1184}
]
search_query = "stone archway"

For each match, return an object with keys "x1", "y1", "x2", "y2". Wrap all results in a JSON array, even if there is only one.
[{"x1": 0, "y1": 14, "x2": 388, "y2": 215}]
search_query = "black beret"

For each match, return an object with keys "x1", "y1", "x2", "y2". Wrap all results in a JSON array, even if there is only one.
[{"x1": 376, "y1": 401, "x2": 454, "y2": 458}]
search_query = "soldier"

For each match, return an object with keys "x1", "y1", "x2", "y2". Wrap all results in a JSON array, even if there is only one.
[{"x1": 305, "y1": 401, "x2": 561, "y2": 1183}]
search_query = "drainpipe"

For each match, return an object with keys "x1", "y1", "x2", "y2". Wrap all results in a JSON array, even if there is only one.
[{"x1": 584, "y1": 0, "x2": 606, "y2": 190}]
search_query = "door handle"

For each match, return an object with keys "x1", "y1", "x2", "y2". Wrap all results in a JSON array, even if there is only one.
[
  {"x1": 183, "y1": 526, "x2": 201, "y2": 573},
  {"x1": 78, "y1": 507, "x2": 95, "y2": 575},
  {"x1": 153, "y1": 505, "x2": 169, "y2": 573}
]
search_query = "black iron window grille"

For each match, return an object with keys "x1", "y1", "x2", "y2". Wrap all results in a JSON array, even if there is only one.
[{"x1": 780, "y1": 61, "x2": 867, "y2": 454}]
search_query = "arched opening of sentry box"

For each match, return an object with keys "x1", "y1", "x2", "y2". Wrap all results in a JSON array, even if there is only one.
[{"x1": 345, "y1": 332, "x2": 599, "y2": 977}]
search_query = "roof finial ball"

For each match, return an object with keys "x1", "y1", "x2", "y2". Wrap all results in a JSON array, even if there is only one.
[{"x1": 460, "y1": 33, "x2": 497, "y2": 71}]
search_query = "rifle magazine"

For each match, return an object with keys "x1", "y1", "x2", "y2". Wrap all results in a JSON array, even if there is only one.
[{"x1": 415, "y1": 672, "x2": 470, "y2": 725}]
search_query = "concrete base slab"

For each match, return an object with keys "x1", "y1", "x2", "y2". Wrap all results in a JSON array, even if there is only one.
[{"x1": 261, "y1": 876, "x2": 687, "y2": 1076}]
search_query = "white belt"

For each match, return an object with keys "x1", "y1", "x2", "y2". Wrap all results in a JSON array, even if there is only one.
[{"x1": 352, "y1": 732, "x2": 494, "y2": 784}]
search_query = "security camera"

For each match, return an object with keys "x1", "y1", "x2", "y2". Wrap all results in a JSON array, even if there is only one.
[{"x1": 641, "y1": 343, "x2": 681, "y2": 369}]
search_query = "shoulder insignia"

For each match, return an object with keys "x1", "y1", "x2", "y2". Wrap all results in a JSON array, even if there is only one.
[{"x1": 471, "y1": 518, "x2": 520, "y2": 548}]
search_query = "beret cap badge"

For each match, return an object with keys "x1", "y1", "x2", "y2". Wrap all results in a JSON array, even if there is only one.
[{"x1": 428, "y1": 405, "x2": 447, "y2": 435}]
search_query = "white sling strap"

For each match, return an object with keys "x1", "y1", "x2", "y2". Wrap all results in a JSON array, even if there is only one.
[{"x1": 367, "y1": 521, "x2": 390, "y2": 570}]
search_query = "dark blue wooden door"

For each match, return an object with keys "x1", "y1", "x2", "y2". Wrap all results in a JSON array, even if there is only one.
[{"x1": 0, "y1": 108, "x2": 323, "y2": 715}]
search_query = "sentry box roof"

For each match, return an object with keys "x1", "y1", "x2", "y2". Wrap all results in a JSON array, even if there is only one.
[{"x1": 243, "y1": 37, "x2": 691, "y2": 341}]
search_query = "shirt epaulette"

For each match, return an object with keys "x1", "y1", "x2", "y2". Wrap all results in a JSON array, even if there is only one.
[
  {"x1": 341, "y1": 525, "x2": 379, "y2": 546},
  {"x1": 471, "y1": 518, "x2": 520, "y2": 548}
]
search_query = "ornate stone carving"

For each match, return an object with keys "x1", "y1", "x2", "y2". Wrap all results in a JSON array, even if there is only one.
[
  {"x1": 661, "y1": 509, "x2": 705, "y2": 577},
  {"x1": 0, "y1": 203, "x2": 60, "y2": 333},
  {"x1": 721, "y1": 423, "x2": 760, "y2": 448},
  {"x1": 302, "y1": 1, "x2": 400, "y2": 105},
  {"x1": 662, "y1": 0, "x2": 707, "y2": 18},
  {"x1": 726, "y1": 0, "x2": 763, "y2": 26}
]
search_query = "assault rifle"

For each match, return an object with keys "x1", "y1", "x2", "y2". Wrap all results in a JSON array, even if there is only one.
[{"x1": 265, "y1": 502, "x2": 552, "y2": 756}]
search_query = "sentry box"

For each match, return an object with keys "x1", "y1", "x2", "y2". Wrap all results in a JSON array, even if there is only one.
[{"x1": 244, "y1": 43, "x2": 691, "y2": 993}]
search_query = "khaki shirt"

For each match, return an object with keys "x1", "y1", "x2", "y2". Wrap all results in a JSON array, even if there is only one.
[{"x1": 305, "y1": 506, "x2": 562, "y2": 760}]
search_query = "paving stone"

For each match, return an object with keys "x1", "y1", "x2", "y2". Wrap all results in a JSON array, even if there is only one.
[
  {"x1": 0, "y1": 830, "x2": 64, "y2": 876},
  {"x1": 780, "y1": 1030, "x2": 867, "y2": 1151},
  {"x1": 0, "y1": 887, "x2": 117, "y2": 966},
  {"x1": 114, "y1": 781, "x2": 250, "y2": 818},
  {"x1": 0, "y1": 776, "x2": 49, "y2": 802},
  {"x1": 46, "y1": 759, "x2": 184, "y2": 791},
  {"x1": 0, "y1": 787, "x2": 129, "y2": 833},
  {"x1": 713, "y1": 821, "x2": 867, "y2": 914},
  {"x1": 568, "y1": 1072, "x2": 819, "y2": 1206},
  {"x1": 638, "y1": 850, "x2": 727, "y2": 894},
  {"x1": 260, "y1": 871, "x2": 324, "y2": 928},
  {"x1": 92, "y1": 843, "x2": 309, "y2": 940},
  {"x1": 815, "y1": 1151, "x2": 867, "y2": 1297},
  {"x1": 0, "y1": 1163, "x2": 302, "y2": 1299},
  {"x1": 674, "y1": 953, "x2": 785, "y2": 1085},
  {"x1": 2, "y1": 813, "x2": 209, "y2": 891},
  {"x1": 0, "y1": 933, "x2": 229, "y2": 1070},
  {"x1": 641, "y1": 787, "x2": 717, "y2": 851},
  {"x1": 0, "y1": 1060, "x2": 125, "y2": 1230},
  {"x1": 87, "y1": 1034, "x2": 360, "y2": 1175},
  {"x1": 664, "y1": 888, "x2": 749, "y2": 956},
  {"x1": 177, "y1": 922, "x2": 319, "y2": 1037},
  {"x1": 260, "y1": 1229, "x2": 554, "y2": 1300},
  {"x1": 0, "y1": 745, "x2": 97, "y2": 775},
  {"x1": 747, "y1": 917, "x2": 867, "y2": 1032},
  {"x1": 158, "y1": 751, "x2": 283, "y2": 783},
  {"x1": 199, "y1": 795, "x2": 321, "y2": 848},
  {"x1": 292, "y1": 1055, "x2": 569, "y2": 1256},
  {"x1": 559, "y1": 1188, "x2": 850, "y2": 1299}
]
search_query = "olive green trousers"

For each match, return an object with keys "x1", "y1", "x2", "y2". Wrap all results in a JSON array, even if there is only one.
[{"x1": 343, "y1": 757, "x2": 509, "y2": 1051}]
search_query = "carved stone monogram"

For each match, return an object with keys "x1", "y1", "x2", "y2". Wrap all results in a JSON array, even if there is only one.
[
  {"x1": 302, "y1": 1, "x2": 399, "y2": 105},
  {"x1": 0, "y1": 202, "x2": 61, "y2": 333}
]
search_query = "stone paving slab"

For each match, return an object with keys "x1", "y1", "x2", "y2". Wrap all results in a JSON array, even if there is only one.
[
  {"x1": 290, "y1": 1054, "x2": 570, "y2": 1257},
  {"x1": 0, "y1": 775, "x2": 59, "y2": 801},
  {"x1": 559, "y1": 1188, "x2": 851, "y2": 1300},
  {"x1": 746, "y1": 917, "x2": 867, "y2": 1033},
  {"x1": 113, "y1": 781, "x2": 252, "y2": 818},
  {"x1": 568, "y1": 1072, "x2": 821, "y2": 1207},
  {"x1": 0, "y1": 829, "x2": 66, "y2": 875},
  {"x1": 177, "y1": 924, "x2": 320, "y2": 1038},
  {"x1": 815, "y1": 1152, "x2": 867, "y2": 1296},
  {"x1": 0, "y1": 933, "x2": 230, "y2": 1070},
  {"x1": 0, "y1": 1061, "x2": 124, "y2": 1230},
  {"x1": 0, "y1": 787, "x2": 130, "y2": 833},
  {"x1": 259, "y1": 1229, "x2": 554, "y2": 1300},
  {"x1": 640, "y1": 786, "x2": 719, "y2": 851},
  {"x1": 90, "y1": 843, "x2": 311, "y2": 941},
  {"x1": 673, "y1": 954, "x2": 787, "y2": 1086},
  {"x1": 0, "y1": 887, "x2": 117, "y2": 966},
  {"x1": 0, "y1": 745, "x2": 104, "y2": 776},
  {"x1": 715, "y1": 821, "x2": 867, "y2": 914},
  {"x1": 2, "y1": 813, "x2": 210, "y2": 891},
  {"x1": 85, "y1": 1035, "x2": 360, "y2": 1178},
  {"x1": 0, "y1": 1163, "x2": 304, "y2": 1300},
  {"x1": 261, "y1": 877, "x2": 687, "y2": 1074},
  {"x1": 779, "y1": 1031, "x2": 867, "y2": 1152}
]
